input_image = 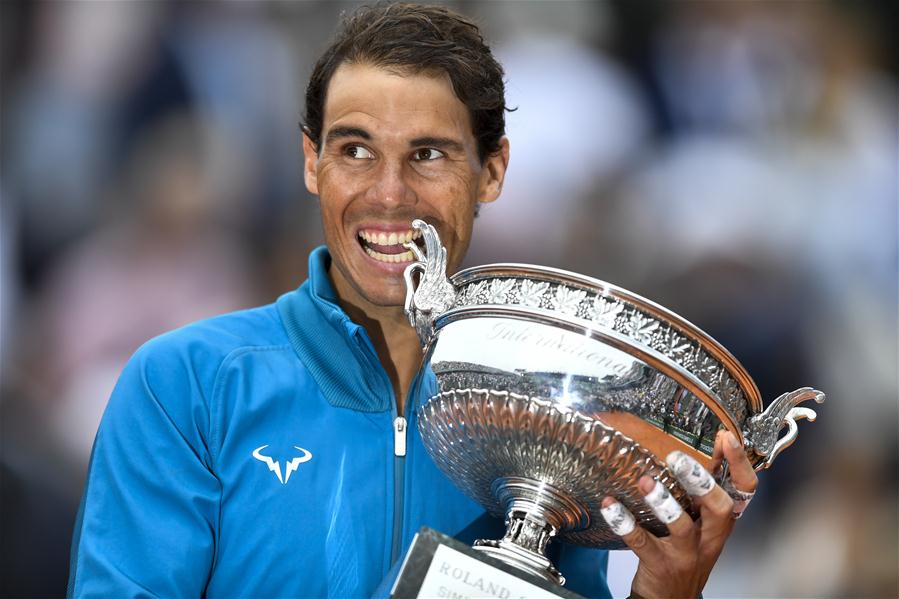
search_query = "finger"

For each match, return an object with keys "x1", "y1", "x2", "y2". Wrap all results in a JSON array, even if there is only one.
[
  {"x1": 639, "y1": 476, "x2": 694, "y2": 538},
  {"x1": 709, "y1": 428, "x2": 727, "y2": 476},
  {"x1": 600, "y1": 497, "x2": 664, "y2": 563},
  {"x1": 666, "y1": 450, "x2": 715, "y2": 497},
  {"x1": 666, "y1": 450, "x2": 734, "y2": 542},
  {"x1": 600, "y1": 497, "x2": 637, "y2": 536},
  {"x1": 721, "y1": 430, "x2": 758, "y2": 519},
  {"x1": 722, "y1": 431, "x2": 758, "y2": 493}
]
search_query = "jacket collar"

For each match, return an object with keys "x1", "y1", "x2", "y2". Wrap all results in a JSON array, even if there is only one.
[{"x1": 276, "y1": 246, "x2": 394, "y2": 412}]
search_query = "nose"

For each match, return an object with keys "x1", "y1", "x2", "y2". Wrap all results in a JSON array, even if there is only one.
[{"x1": 365, "y1": 159, "x2": 417, "y2": 209}]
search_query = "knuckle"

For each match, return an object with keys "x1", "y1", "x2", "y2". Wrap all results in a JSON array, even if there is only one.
[
  {"x1": 709, "y1": 494, "x2": 734, "y2": 517},
  {"x1": 669, "y1": 518, "x2": 694, "y2": 537},
  {"x1": 747, "y1": 473, "x2": 759, "y2": 491},
  {"x1": 627, "y1": 530, "x2": 649, "y2": 550},
  {"x1": 723, "y1": 492, "x2": 736, "y2": 509}
]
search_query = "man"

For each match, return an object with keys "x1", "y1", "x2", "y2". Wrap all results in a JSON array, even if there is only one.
[{"x1": 68, "y1": 4, "x2": 757, "y2": 598}]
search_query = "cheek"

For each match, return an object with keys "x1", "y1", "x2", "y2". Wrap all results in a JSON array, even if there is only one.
[
  {"x1": 439, "y1": 175, "x2": 479, "y2": 230},
  {"x1": 421, "y1": 164, "x2": 476, "y2": 201},
  {"x1": 317, "y1": 160, "x2": 357, "y2": 193},
  {"x1": 430, "y1": 178, "x2": 478, "y2": 266},
  {"x1": 316, "y1": 164, "x2": 365, "y2": 224}
]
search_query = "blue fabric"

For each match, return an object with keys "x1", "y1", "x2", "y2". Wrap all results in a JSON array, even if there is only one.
[{"x1": 68, "y1": 246, "x2": 611, "y2": 598}]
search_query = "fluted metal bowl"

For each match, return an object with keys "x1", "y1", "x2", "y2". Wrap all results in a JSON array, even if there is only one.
[{"x1": 403, "y1": 220, "x2": 824, "y2": 584}]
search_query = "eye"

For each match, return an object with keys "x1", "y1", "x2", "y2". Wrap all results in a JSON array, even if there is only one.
[
  {"x1": 345, "y1": 145, "x2": 374, "y2": 159},
  {"x1": 412, "y1": 148, "x2": 445, "y2": 161}
]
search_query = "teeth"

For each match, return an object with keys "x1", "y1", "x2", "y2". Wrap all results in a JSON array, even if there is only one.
[
  {"x1": 364, "y1": 246, "x2": 416, "y2": 264},
  {"x1": 358, "y1": 228, "x2": 423, "y2": 247}
]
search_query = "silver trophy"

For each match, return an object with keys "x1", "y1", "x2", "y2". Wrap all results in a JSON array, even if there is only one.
[{"x1": 403, "y1": 219, "x2": 824, "y2": 586}]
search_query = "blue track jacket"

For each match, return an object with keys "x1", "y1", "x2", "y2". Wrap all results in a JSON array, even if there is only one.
[{"x1": 68, "y1": 247, "x2": 611, "y2": 598}]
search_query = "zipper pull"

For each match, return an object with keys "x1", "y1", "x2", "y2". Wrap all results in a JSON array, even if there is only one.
[{"x1": 394, "y1": 416, "x2": 407, "y2": 457}]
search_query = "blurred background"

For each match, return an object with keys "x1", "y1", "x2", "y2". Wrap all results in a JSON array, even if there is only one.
[{"x1": 1, "y1": 1, "x2": 896, "y2": 597}]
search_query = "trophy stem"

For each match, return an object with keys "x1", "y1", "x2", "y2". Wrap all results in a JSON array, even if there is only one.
[
  {"x1": 473, "y1": 477, "x2": 590, "y2": 586},
  {"x1": 474, "y1": 514, "x2": 564, "y2": 585}
]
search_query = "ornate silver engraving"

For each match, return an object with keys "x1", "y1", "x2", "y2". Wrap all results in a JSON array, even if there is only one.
[
  {"x1": 403, "y1": 219, "x2": 456, "y2": 345},
  {"x1": 488, "y1": 278, "x2": 516, "y2": 304},
  {"x1": 452, "y1": 276, "x2": 755, "y2": 428},
  {"x1": 623, "y1": 312, "x2": 660, "y2": 345},
  {"x1": 460, "y1": 279, "x2": 488, "y2": 306},
  {"x1": 744, "y1": 387, "x2": 825, "y2": 468},
  {"x1": 552, "y1": 286, "x2": 587, "y2": 316},
  {"x1": 695, "y1": 351, "x2": 720, "y2": 387},
  {"x1": 662, "y1": 328, "x2": 693, "y2": 362},
  {"x1": 518, "y1": 279, "x2": 549, "y2": 308},
  {"x1": 418, "y1": 389, "x2": 695, "y2": 552},
  {"x1": 401, "y1": 219, "x2": 826, "y2": 582}
]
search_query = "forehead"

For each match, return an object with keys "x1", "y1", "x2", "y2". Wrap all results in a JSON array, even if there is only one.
[{"x1": 322, "y1": 62, "x2": 474, "y2": 143}]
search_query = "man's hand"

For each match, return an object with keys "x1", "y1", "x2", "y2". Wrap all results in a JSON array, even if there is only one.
[{"x1": 600, "y1": 430, "x2": 758, "y2": 599}]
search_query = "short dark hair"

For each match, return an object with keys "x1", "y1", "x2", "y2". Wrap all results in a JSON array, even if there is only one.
[{"x1": 303, "y1": 2, "x2": 508, "y2": 163}]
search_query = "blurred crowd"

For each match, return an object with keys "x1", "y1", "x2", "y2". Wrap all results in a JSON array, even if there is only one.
[{"x1": 1, "y1": 1, "x2": 896, "y2": 597}]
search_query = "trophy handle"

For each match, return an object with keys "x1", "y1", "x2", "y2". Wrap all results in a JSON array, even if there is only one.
[
  {"x1": 403, "y1": 219, "x2": 456, "y2": 346},
  {"x1": 743, "y1": 387, "x2": 825, "y2": 469}
]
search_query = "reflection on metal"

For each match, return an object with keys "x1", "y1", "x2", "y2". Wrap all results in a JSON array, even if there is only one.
[{"x1": 404, "y1": 220, "x2": 826, "y2": 583}]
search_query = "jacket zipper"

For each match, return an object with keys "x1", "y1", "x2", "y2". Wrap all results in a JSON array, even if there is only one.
[
  {"x1": 393, "y1": 416, "x2": 407, "y2": 457},
  {"x1": 390, "y1": 414, "x2": 407, "y2": 564}
]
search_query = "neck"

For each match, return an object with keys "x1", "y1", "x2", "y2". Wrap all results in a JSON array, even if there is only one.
[{"x1": 330, "y1": 283, "x2": 423, "y2": 416}]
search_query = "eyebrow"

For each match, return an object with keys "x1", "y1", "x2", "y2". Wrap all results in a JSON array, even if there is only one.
[
  {"x1": 323, "y1": 128, "x2": 466, "y2": 154},
  {"x1": 325, "y1": 126, "x2": 371, "y2": 145},
  {"x1": 410, "y1": 136, "x2": 465, "y2": 153}
]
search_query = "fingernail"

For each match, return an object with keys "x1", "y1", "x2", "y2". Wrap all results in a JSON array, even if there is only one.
[
  {"x1": 645, "y1": 480, "x2": 683, "y2": 524},
  {"x1": 638, "y1": 475, "x2": 656, "y2": 494},
  {"x1": 727, "y1": 432, "x2": 741, "y2": 449},
  {"x1": 600, "y1": 501, "x2": 636, "y2": 536},
  {"x1": 666, "y1": 451, "x2": 715, "y2": 497}
]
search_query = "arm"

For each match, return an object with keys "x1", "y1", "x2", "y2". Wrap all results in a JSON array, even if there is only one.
[{"x1": 68, "y1": 341, "x2": 220, "y2": 598}]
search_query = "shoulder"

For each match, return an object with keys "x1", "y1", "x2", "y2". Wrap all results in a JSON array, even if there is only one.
[
  {"x1": 121, "y1": 303, "x2": 292, "y2": 400},
  {"x1": 151, "y1": 302, "x2": 287, "y2": 348},
  {"x1": 138, "y1": 302, "x2": 288, "y2": 364},
  {"x1": 102, "y1": 303, "x2": 295, "y2": 447}
]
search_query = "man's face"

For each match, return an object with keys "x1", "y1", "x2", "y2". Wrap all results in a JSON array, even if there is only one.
[{"x1": 303, "y1": 63, "x2": 509, "y2": 311}]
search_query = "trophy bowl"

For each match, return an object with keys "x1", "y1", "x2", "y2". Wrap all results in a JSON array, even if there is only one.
[{"x1": 403, "y1": 220, "x2": 824, "y2": 585}]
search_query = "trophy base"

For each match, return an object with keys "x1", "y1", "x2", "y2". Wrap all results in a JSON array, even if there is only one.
[
  {"x1": 473, "y1": 538, "x2": 563, "y2": 585},
  {"x1": 389, "y1": 527, "x2": 585, "y2": 599}
]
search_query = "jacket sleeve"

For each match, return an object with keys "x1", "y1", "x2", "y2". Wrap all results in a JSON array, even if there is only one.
[
  {"x1": 68, "y1": 338, "x2": 221, "y2": 598},
  {"x1": 556, "y1": 544, "x2": 613, "y2": 599}
]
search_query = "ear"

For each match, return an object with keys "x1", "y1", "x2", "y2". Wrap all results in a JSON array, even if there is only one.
[
  {"x1": 302, "y1": 130, "x2": 320, "y2": 195},
  {"x1": 478, "y1": 136, "x2": 510, "y2": 205}
]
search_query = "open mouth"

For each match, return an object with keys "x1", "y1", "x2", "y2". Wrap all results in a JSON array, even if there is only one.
[{"x1": 358, "y1": 228, "x2": 424, "y2": 264}]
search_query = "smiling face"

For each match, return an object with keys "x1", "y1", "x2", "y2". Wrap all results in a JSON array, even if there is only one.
[{"x1": 303, "y1": 62, "x2": 509, "y2": 313}]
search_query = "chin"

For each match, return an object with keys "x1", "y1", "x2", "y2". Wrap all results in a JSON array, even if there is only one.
[
  {"x1": 369, "y1": 289, "x2": 409, "y2": 309},
  {"x1": 351, "y1": 278, "x2": 409, "y2": 310}
]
